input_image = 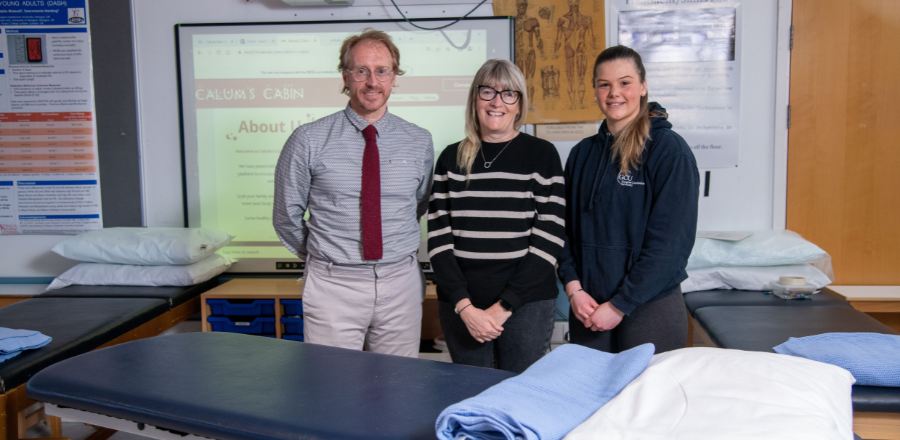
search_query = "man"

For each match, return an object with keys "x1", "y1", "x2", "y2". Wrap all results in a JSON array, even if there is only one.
[
  {"x1": 273, "y1": 29, "x2": 434, "y2": 358},
  {"x1": 514, "y1": 0, "x2": 545, "y2": 111},
  {"x1": 554, "y1": 0, "x2": 597, "y2": 110}
]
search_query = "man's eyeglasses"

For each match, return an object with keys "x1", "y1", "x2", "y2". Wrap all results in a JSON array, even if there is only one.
[
  {"x1": 345, "y1": 67, "x2": 394, "y2": 82},
  {"x1": 477, "y1": 85, "x2": 521, "y2": 105}
]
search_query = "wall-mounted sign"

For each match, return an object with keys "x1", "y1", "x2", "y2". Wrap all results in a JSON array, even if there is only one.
[
  {"x1": 0, "y1": 0, "x2": 102, "y2": 235},
  {"x1": 609, "y1": 0, "x2": 743, "y2": 168}
]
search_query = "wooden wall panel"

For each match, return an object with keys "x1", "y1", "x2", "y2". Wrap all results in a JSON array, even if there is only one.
[
  {"x1": 872, "y1": 1, "x2": 900, "y2": 284},
  {"x1": 788, "y1": 0, "x2": 900, "y2": 285}
]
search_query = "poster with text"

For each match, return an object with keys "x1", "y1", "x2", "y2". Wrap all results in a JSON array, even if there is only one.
[
  {"x1": 0, "y1": 0, "x2": 102, "y2": 234},
  {"x1": 609, "y1": 0, "x2": 741, "y2": 168}
]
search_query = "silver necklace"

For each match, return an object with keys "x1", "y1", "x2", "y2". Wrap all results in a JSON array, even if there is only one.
[{"x1": 480, "y1": 136, "x2": 516, "y2": 169}]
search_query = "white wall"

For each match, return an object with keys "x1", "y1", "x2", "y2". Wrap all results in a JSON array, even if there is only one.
[
  {"x1": 135, "y1": 0, "x2": 787, "y2": 231},
  {"x1": 0, "y1": 235, "x2": 80, "y2": 277},
  {"x1": 0, "y1": 0, "x2": 789, "y2": 277}
]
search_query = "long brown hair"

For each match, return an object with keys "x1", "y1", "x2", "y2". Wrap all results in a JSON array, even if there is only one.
[
  {"x1": 592, "y1": 46, "x2": 667, "y2": 175},
  {"x1": 457, "y1": 60, "x2": 528, "y2": 176}
]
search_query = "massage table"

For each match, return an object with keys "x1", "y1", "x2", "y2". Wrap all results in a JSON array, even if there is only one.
[
  {"x1": 693, "y1": 305, "x2": 900, "y2": 440},
  {"x1": 682, "y1": 288, "x2": 852, "y2": 347},
  {"x1": 0, "y1": 285, "x2": 48, "y2": 310},
  {"x1": 2, "y1": 281, "x2": 221, "y2": 440},
  {"x1": 36, "y1": 279, "x2": 218, "y2": 308},
  {"x1": 0, "y1": 297, "x2": 169, "y2": 440},
  {"x1": 37, "y1": 278, "x2": 218, "y2": 323},
  {"x1": 684, "y1": 288, "x2": 852, "y2": 312},
  {"x1": 26, "y1": 332, "x2": 876, "y2": 440},
  {"x1": 27, "y1": 332, "x2": 514, "y2": 440}
]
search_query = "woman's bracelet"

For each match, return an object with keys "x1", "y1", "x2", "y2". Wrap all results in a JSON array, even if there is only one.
[
  {"x1": 457, "y1": 303, "x2": 473, "y2": 314},
  {"x1": 566, "y1": 288, "x2": 584, "y2": 299}
]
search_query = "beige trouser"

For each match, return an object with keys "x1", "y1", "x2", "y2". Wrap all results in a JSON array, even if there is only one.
[{"x1": 301, "y1": 254, "x2": 424, "y2": 357}]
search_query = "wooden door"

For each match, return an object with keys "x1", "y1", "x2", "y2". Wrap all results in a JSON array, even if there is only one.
[{"x1": 787, "y1": 0, "x2": 900, "y2": 284}]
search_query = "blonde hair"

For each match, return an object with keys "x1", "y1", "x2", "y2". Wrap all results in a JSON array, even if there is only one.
[
  {"x1": 592, "y1": 46, "x2": 667, "y2": 175},
  {"x1": 457, "y1": 59, "x2": 529, "y2": 176},
  {"x1": 338, "y1": 28, "x2": 405, "y2": 95}
]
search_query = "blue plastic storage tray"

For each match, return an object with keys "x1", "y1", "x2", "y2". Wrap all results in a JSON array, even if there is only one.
[
  {"x1": 207, "y1": 316, "x2": 276, "y2": 334},
  {"x1": 281, "y1": 316, "x2": 304, "y2": 334},
  {"x1": 207, "y1": 299, "x2": 275, "y2": 316},
  {"x1": 281, "y1": 299, "x2": 303, "y2": 316},
  {"x1": 282, "y1": 334, "x2": 305, "y2": 342}
]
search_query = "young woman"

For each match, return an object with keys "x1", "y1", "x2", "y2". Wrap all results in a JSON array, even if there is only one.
[
  {"x1": 427, "y1": 60, "x2": 565, "y2": 373},
  {"x1": 557, "y1": 45, "x2": 700, "y2": 353}
]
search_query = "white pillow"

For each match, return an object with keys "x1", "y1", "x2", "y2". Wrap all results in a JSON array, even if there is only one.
[
  {"x1": 688, "y1": 230, "x2": 827, "y2": 270},
  {"x1": 564, "y1": 347, "x2": 855, "y2": 440},
  {"x1": 46, "y1": 254, "x2": 235, "y2": 290},
  {"x1": 681, "y1": 264, "x2": 832, "y2": 293},
  {"x1": 52, "y1": 227, "x2": 234, "y2": 265}
]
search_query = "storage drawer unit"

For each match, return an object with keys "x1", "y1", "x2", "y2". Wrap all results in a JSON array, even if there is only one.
[
  {"x1": 201, "y1": 280, "x2": 304, "y2": 339},
  {"x1": 207, "y1": 316, "x2": 276, "y2": 335},
  {"x1": 207, "y1": 299, "x2": 275, "y2": 316},
  {"x1": 281, "y1": 316, "x2": 304, "y2": 335},
  {"x1": 281, "y1": 299, "x2": 303, "y2": 316}
]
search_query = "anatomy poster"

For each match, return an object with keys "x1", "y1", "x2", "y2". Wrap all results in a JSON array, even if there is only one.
[
  {"x1": 0, "y1": 0, "x2": 103, "y2": 234},
  {"x1": 493, "y1": 0, "x2": 606, "y2": 124},
  {"x1": 609, "y1": 0, "x2": 742, "y2": 168}
]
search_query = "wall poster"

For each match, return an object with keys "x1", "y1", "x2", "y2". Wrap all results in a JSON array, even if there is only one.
[
  {"x1": 0, "y1": 0, "x2": 102, "y2": 235},
  {"x1": 609, "y1": 0, "x2": 742, "y2": 168},
  {"x1": 493, "y1": 0, "x2": 607, "y2": 124}
]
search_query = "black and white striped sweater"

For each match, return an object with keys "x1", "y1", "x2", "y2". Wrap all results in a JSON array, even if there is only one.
[{"x1": 427, "y1": 133, "x2": 566, "y2": 311}]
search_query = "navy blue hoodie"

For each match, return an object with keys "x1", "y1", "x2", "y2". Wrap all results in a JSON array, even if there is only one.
[{"x1": 557, "y1": 103, "x2": 699, "y2": 315}]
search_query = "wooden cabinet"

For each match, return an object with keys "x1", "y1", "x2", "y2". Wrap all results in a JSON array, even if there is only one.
[
  {"x1": 201, "y1": 279, "x2": 303, "y2": 339},
  {"x1": 825, "y1": 285, "x2": 900, "y2": 333}
]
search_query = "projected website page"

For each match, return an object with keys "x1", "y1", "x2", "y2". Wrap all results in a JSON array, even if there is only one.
[{"x1": 178, "y1": 19, "x2": 513, "y2": 272}]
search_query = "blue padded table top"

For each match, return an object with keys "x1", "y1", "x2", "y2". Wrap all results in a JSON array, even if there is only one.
[
  {"x1": 0, "y1": 297, "x2": 169, "y2": 393},
  {"x1": 27, "y1": 332, "x2": 516, "y2": 440},
  {"x1": 694, "y1": 306, "x2": 900, "y2": 413},
  {"x1": 684, "y1": 288, "x2": 850, "y2": 314},
  {"x1": 36, "y1": 278, "x2": 218, "y2": 309}
]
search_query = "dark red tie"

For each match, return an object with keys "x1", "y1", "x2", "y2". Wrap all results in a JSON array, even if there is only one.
[{"x1": 361, "y1": 125, "x2": 383, "y2": 260}]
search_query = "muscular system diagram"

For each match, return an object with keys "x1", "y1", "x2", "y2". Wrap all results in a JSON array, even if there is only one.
[
  {"x1": 496, "y1": 0, "x2": 604, "y2": 123},
  {"x1": 515, "y1": 0, "x2": 545, "y2": 110},
  {"x1": 554, "y1": 0, "x2": 597, "y2": 110}
]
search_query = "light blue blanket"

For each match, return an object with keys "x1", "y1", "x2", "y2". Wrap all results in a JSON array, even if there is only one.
[
  {"x1": 0, "y1": 328, "x2": 52, "y2": 363},
  {"x1": 0, "y1": 351, "x2": 23, "y2": 363},
  {"x1": 435, "y1": 343, "x2": 655, "y2": 440},
  {"x1": 774, "y1": 332, "x2": 900, "y2": 387}
]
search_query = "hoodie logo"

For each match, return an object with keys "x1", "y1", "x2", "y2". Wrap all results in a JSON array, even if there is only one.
[{"x1": 617, "y1": 173, "x2": 645, "y2": 187}]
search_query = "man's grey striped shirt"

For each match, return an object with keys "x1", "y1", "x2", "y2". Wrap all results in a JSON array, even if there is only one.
[{"x1": 273, "y1": 104, "x2": 434, "y2": 265}]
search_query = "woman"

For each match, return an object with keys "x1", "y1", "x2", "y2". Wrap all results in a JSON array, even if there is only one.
[
  {"x1": 557, "y1": 46, "x2": 699, "y2": 354},
  {"x1": 427, "y1": 59, "x2": 565, "y2": 373}
]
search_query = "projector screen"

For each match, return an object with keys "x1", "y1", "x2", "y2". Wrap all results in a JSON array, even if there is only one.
[{"x1": 176, "y1": 18, "x2": 514, "y2": 272}]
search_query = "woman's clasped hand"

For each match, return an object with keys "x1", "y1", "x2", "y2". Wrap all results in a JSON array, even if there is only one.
[
  {"x1": 455, "y1": 299, "x2": 511, "y2": 343},
  {"x1": 567, "y1": 285, "x2": 624, "y2": 332}
]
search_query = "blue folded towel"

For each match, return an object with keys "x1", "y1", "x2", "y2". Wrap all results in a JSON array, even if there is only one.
[
  {"x1": 774, "y1": 332, "x2": 900, "y2": 387},
  {"x1": 435, "y1": 343, "x2": 655, "y2": 440},
  {"x1": 0, "y1": 351, "x2": 23, "y2": 363},
  {"x1": 0, "y1": 328, "x2": 52, "y2": 362}
]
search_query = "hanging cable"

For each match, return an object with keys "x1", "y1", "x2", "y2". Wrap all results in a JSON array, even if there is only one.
[{"x1": 389, "y1": 0, "x2": 492, "y2": 31}]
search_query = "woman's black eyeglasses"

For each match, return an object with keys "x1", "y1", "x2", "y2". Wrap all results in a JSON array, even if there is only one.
[{"x1": 477, "y1": 85, "x2": 521, "y2": 105}]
